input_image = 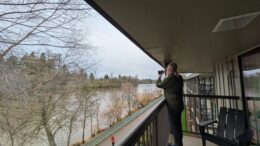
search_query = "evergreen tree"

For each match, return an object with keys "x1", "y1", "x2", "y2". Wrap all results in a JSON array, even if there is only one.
[
  {"x1": 62, "y1": 65, "x2": 69, "y2": 74},
  {"x1": 104, "y1": 74, "x2": 109, "y2": 79},
  {"x1": 7, "y1": 55, "x2": 18, "y2": 65},
  {"x1": 89, "y1": 73, "x2": 95, "y2": 80}
]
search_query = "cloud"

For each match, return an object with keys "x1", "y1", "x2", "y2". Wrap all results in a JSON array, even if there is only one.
[{"x1": 85, "y1": 11, "x2": 162, "y2": 79}]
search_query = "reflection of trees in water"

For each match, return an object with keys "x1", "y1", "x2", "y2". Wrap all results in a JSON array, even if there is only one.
[
  {"x1": 244, "y1": 71, "x2": 260, "y2": 96},
  {"x1": 100, "y1": 83, "x2": 160, "y2": 128},
  {"x1": 244, "y1": 72, "x2": 260, "y2": 113},
  {"x1": 244, "y1": 71, "x2": 260, "y2": 143}
]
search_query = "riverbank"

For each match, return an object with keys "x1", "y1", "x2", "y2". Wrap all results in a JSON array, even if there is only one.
[{"x1": 78, "y1": 97, "x2": 163, "y2": 146}]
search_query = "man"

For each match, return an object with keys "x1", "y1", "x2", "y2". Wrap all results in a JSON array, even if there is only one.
[{"x1": 156, "y1": 62, "x2": 184, "y2": 146}]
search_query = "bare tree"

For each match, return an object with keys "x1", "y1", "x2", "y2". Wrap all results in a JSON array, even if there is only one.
[
  {"x1": 66, "y1": 94, "x2": 82, "y2": 146},
  {"x1": 0, "y1": 2, "x2": 96, "y2": 144},
  {"x1": 0, "y1": 62, "x2": 30, "y2": 102},
  {"x1": 80, "y1": 83, "x2": 97, "y2": 143},
  {"x1": 0, "y1": 53, "x2": 85, "y2": 146},
  {"x1": 35, "y1": 77, "x2": 69, "y2": 146},
  {"x1": 95, "y1": 99, "x2": 100, "y2": 133},
  {"x1": 103, "y1": 108, "x2": 116, "y2": 127},
  {"x1": 0, "y1": 0, "x2": 91, "y2": 60},
  {"x1": 28, "y1": 56, "x2": 96, "y2": 146},
  {"x1": 108, "y1": 92, "x2": 125, "y2": 122},
  {"x1": 121, "y1": 82, "x2": 136, "y2": 115},
  {"x1": 0, "y1": 62, "x2": 35, "y2": 146},
  {"x1": 0, "y1": 107, "x2": 37, "y2": 146}
]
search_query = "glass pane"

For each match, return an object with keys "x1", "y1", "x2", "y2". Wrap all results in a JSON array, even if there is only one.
[{"x1": 242, "y1": 49, "x2": 260, "y2": 144}]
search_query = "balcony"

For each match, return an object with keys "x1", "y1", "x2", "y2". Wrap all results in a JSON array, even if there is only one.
[
  {"x1": 82, "y1": 1, "x2": 260, "y2": 145},
  {"x1": 119, "y1": 94, "x2": 240, "y2": 146},
  {"x1": 83, "y1": 94, "x2": 239, "y2": 146},
  {"x1": 182, "y1": 136, "x2": 216, "y2": 146}
]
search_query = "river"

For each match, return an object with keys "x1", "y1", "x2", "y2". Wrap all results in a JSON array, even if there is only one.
[{"x1": 53, "y1": 84, "x2": 161, "y2": 146}]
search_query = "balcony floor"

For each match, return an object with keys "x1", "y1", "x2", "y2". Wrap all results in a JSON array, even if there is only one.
[{"x1": 183, "y1": 135, "x2": 217, "y2": 146}]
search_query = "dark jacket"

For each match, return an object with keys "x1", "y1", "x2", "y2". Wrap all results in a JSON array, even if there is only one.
[{"x1": 156, "y1": 74, "x2": 184, "y2": 111}]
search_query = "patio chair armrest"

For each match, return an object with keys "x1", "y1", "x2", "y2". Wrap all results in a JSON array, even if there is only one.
[{"x1": 198, "y1": 120, "x2": 217, "y2": 127}]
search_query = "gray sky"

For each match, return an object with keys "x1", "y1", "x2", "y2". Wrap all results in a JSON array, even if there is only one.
[
  {"x1": 2, "y1": 3, "x2": 162, "y2": 80},
  {"x1": 85, "y1": 9, "x2": 163, "y2": 79}
]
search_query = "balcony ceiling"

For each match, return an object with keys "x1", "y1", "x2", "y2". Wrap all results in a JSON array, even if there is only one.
[{"x1": 86, "y1": 0, "x2": 260, "y2": 73}]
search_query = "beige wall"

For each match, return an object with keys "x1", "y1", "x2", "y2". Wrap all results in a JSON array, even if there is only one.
[
  {"x1": 213, "y1": 44, "x2": 260, "y2": 110},
  {"x1": 214, "y1": 57, "x2": 243, "y2": 109}
]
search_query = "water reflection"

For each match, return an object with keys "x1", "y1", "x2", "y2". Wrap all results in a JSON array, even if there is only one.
[{"x1": 53, "y1": 84, "x2": 161, "y2": 146}]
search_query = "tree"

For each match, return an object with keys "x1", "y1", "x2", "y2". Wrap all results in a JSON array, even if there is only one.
[
  {"x1": 95, "y1": 99, "x2": 100, "y2": 133},
  {"x1": 0, "y1": 0, "x2": 91, "y2": 61},
  {"x1": 33, "y1": 69, "x2": 69, "y2": 146},
  {"x1": 7, "y1": 56, "x2": 18, "y2": 65},
  {"x1": 29, "y1": 52, "x2": 36, "y2": 59},
  {"x1": 103, "y1": 108, "x2": 116, "y2": 127},
  {"x1": 0, "y1": 0, "x2": 97, "y2": 139},
  {"x1": 121, "y1": 82, "x2": 136, "y2": 115},
  {"x1": 62, "y1": 64, "x2": 69, "y2": 74},
  {"x1": 104, "y1": 74, "x2": 109, "y2": 79},
  {"x1": 38, "y1": 53, "x2": 46, "y2": 70},
  {"x1": 80, "y1": 83, "x2": 97, "y2": 143},
  {"x1": 1, "y1": 50, "x2": 95, "y2": 146},
  {"x1": 66, "y1": 97, "x2": 82, "y2": 146},
  {"x1": 1, "y1": 52, "x2": 74, "y2": 146},
  {"x1": 0, "y1": 11, "x2": 95, "y2": 143},
  {"x1": 0, "y1": 107, "x2": 37, "y2": 146},
  {"x1": 89, "y1": 73, "x2": 95, "y2": 80},
  {"x1": 0, "y1": 1, "x2": 95, "y2": 144},
  {"x1": 107, "y1": 92, "x2": 124, "y2": 122},
  {"x1": 40, "y1": 53, "x2": 46, "y2": 61},
  {"x1": 0, "y1": 62, "x2": 37, "y2": 146}
]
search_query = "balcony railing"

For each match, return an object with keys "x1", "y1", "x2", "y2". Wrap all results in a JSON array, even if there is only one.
[
  {"x1": 246, "y1": 96, "x2": 260, "y2": 144},
  {"x1": 120, "y1": 94, "x2": 240, "y2": 146},
  {"x1": 183, "y1": 94, "x2": 239, "y2": 135}
]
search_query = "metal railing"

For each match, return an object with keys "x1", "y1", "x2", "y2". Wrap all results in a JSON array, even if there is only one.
[
  {"x1": 83, "y1": 97, "x2": 164, "y2": 146},
  {"x1": 120, "y1": 94, "x2": 240, "y2": 146},
  {"x1": 119, "y1": 97, "x2": 170, "y2": 146},
  {"x1": 183, "y1": 94, "x2": 239, "y2": 135}
]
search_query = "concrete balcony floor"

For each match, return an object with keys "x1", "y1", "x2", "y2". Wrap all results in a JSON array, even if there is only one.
[{"x1": 183, "y1": 135, "x2": 217, "y2": 146}]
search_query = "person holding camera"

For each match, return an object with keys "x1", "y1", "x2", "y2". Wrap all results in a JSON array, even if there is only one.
[{"x1": 156, "y1": 62, "x2": 184, "y2": 146}]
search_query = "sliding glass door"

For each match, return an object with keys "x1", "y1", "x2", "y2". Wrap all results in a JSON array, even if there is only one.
[{"x1": 240, "y1": 47, "x2": 260, "y2": 144}]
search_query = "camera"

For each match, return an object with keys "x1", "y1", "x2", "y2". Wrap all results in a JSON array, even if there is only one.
[{"x1": 158, "y1": 70, "x2": 164, "y2": 74}]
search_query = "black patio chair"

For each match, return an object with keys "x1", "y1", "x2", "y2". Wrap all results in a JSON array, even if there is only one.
[{"x1": 198, "y1": 107, "x2": 253, "y2": 146}]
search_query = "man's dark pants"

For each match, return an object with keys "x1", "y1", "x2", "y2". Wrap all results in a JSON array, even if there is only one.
[{"x1": 167, "y1": 106, "x2": 183, "y2": 146}]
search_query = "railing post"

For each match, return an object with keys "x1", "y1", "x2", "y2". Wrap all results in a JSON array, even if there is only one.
[
  {"x1": 155, "y1": 116, "x2": 159, "y2": 146},
  {"x1": 194, "y1": 96, "x2": 198, "y2": 133},
  {"x1": 152, "y1": 117, "x2": 158, "y2": 146},
  {"x1": 148, "y1": 124, "x2": 152, "y2": 146},
  {"x1": 188, "y1": 96, "x2": 192, "y2": 132}
]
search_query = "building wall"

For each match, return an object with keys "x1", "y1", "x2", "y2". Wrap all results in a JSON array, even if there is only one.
[{"x1": 214, "y1": 44, "x2": 260, "y2": 110}]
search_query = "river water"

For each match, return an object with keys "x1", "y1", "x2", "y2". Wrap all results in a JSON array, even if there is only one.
[{"x1": 47, "y1": 84, "x2": 161, "y2": 146}]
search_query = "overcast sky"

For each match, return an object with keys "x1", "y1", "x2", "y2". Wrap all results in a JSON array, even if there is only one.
[{"x1": 85, "y1": 8, "x2": 163, "y2": 79}]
